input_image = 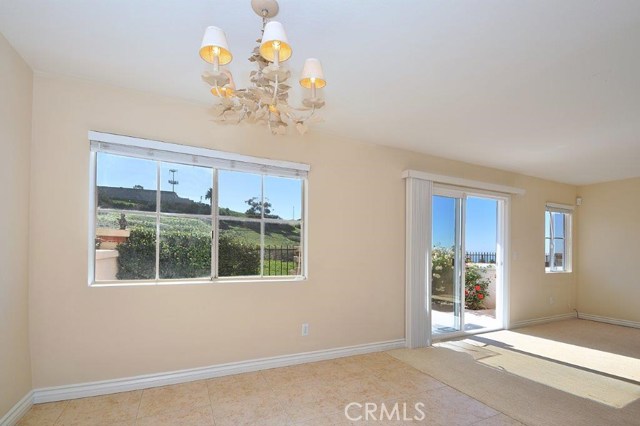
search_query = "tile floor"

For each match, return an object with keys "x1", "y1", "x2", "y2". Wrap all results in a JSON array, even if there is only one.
[{"x1": 18, "y1": 352, "x2": 523, "y2": 425}]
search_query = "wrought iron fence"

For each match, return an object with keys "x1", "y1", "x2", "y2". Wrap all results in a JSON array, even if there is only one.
[
  {"x1": 545, "y1": 253, "x2": 564, "y2": 268},
  {"x1": 466, "y1": 251, "x2": 496, "y2": 264},
  {"x1": 264, "y1": 245, "x2": 300, "y2": 275}
]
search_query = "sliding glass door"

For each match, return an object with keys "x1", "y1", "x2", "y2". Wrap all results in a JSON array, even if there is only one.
[{"x1": 431, "y1": 187, "x2": 504, "y2": 338}]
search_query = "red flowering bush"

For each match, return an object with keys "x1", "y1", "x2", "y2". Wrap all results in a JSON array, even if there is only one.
[
  {"x1": 465, "y1": 264, "x2": 490, "y2": 310},
  {"x1": 432, "y1": 247, "x2": 490, "y2": 310}
]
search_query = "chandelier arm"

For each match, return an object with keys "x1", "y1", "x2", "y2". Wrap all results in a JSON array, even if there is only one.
[
  {"x1": 272, "y1": 73, "x2": 279, "y2": 105},
  {"x1": 282, "y1": 104, "x2": 317, "y2": 123},
  {"x1": 237, "y1": 106, "x2": 247, "y2": 123},
  {"x1": 267, "y1": 114, "x2": 275, "y2": 134}
]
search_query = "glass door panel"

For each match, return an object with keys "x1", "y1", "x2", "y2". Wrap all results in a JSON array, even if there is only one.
[
  {"x1": 431, "y1": 194, "x2": 464, "y2": 334},
  {"x1": 463, "y1": 196, "x2": 501, "y2": 331}
]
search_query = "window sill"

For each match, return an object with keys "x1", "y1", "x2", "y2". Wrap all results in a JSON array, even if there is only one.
[
  {"x1": 90, "y1": 276, "x2": 307, "y2": 287},
  {"x1": 545, "y1": 269, "x2": 573, "y2": 274}
]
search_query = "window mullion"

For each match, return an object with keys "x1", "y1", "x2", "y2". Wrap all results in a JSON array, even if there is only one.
[
  {"x1": 551, "y1": 211, "x2": 556, "y2": 271},
  {"x1": 155, "y1": 161, "x2": 161, "y2": 281},
  {"x1": 260, "y1": 175, "x2": 265, "y2": 278},
  {"x1": 300, "y1": 178, "x2": 305, "y2": 276},
  {"x1": 211, "y1": 168, "x2": 219, "y2": 279},
  {"x1": 562, "y1": 214, "x2": 567, "y2": 270},
  {"x1": 88, "y1": 151, "x2": 98, "y2": 285}
]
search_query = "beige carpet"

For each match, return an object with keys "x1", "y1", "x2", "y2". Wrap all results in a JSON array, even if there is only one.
[{"x1": 389, "y1": 319, "x2": 640, "y2": 426}]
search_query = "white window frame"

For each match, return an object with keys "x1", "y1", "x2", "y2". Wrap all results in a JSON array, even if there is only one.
[
  {"x1": 88, "y1": 131, "x2": 309, "y2": 286},
  {"x1": 545, "y1": 202, "x2": 573, "y2": 273}
]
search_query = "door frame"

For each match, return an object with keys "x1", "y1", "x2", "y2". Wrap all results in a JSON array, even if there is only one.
[{"x1": 404, "y1": 170, "x2": 521, "y2": 348}]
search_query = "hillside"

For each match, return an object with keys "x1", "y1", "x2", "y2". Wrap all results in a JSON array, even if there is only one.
[{"x1": 97, "y1": 211, "x2": 300, "y2": 247}]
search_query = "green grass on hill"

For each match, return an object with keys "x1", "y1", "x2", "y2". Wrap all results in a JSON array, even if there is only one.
[
  {"x1": 97, "y1": 211, "x2": 300, "y2": 247},
  {"x1": 263, "y1": 260, "x2": 299, "y2": 276},
  {"x1": 219, "y1": 220, "x2": 300, "y2": 247}
]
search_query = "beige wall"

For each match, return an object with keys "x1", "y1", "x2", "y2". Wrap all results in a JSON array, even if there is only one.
[
  {"x1": 0, "y1": 34, "x2": 33, "y2": 416},
  {"x1": 508, "y1": 176, "x2": 579, "y2": 321},
  {"x1": 577, "y1": 178, "x2": 640, "y2": 322},
  {"x1": 29, "y1": 73, "x2": 578, "y2": 388}
]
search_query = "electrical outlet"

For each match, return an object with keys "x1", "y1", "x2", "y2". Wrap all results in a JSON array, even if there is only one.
[
  {"x1": 301, "y1": 323, "x2": 309, "y2": 336},
  {"x1": 549, "y1": 296, "x2": 555, "y2": 305}
]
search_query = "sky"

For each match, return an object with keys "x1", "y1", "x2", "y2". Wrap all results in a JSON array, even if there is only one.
[
  {"x1": 96, "y1": 153, "x2": 302, "y2": 220},
  {"x1": 432, "y1": 195, "x2": 498, "y2": 252},
  {"x1": 97, "y1": 153, "x2": 499, "y2": 239}
]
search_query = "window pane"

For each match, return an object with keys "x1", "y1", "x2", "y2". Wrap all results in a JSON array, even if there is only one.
[
  {"x1": 264, "y1": 176, "x2": 302, "y2": 220},
  {"x1": 218, "y1": 220, "x2": 261, "y2": 277},
  {"x1": 95, "y1": 212, "x2": 156, "y2": 282},
  {"x1": 218, "y1": 170, "x2": 262, "y2": 218},
  {"x1": 433, "y1": 196, "x2": 457, "y2": 249},
  {"x1": 553, "y1": 238, "x2": 565, "y2": 269},
  {"x1": 545, "y1": 211, "x2": 551, "y2": 239},
  {"x1": 159, "y1": 216, "x2": 212, "y2": 279},
  {"x1": 95, "y1": 211, "x2": 156, "y2": 282},
  {"x1": 160, "y1": 162, "x2": 212, "y2": 215},
  {"x1": 545, "y1": 238, "x2": 551, "y2": 268},
  {"x1": 553, "y1": 212, "x2": 565, "y2": 238},
  {"x1": 263, "y1": 222, "x2": 302, "y2": 276},
  {"x1": 97, "y1": 153, "x2": 157, "y2": 212}
]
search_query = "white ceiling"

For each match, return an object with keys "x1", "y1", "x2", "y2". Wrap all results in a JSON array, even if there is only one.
[{"x1": 1, "y1": 0, "x2": 639, "y2": 185}]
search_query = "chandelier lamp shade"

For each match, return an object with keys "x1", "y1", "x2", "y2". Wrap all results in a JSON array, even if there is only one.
[
  {"x1": 300, "y1": 58, "x2": 326, "y2": 99},
  {"x1": 259, "y1": 21, "x2": 292, "y2": 65},
  {"x1": 199, "y1": 0, "x2": 326, "y2": 135},
  {"x1": 199, "y1": 26, "x2": 232, "y2": 71}
]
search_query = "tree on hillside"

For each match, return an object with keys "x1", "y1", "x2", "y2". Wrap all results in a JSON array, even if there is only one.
[
  {"x1": 203, "y1": 190, "x2": 278, "y2": 218},
  {"x1": 245, "y1": 197, "x2": 278, "y2": 218}
]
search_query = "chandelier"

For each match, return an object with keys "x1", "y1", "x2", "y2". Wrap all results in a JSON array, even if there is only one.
[{"x1": 199, "y1": 0, "x2": 327, "y2": 135}]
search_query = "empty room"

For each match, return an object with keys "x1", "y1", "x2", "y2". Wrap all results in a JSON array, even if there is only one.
[{"x1": 1, "y1": 1, "x2": 639, "y2": 425}]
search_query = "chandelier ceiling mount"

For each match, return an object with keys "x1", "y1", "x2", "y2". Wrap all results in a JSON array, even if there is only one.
[{"x1": 251, "y1": 0, "x2": 279, "y2": 19}]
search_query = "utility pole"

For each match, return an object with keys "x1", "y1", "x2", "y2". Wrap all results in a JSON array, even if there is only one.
[{"x1": 168, "y1": 169, "x2": 179, "y2": 192}]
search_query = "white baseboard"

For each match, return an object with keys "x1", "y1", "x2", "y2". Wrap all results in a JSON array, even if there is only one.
[
  {"x1": 0, "y1": 391, "x2": 33, "y2": 426},
  {"x1": 33, "y1": 338, "x2": 405, "y2": 404},
  {"x1": 577, "y1": 313, "x2": 640, "y2": 329},
  {"x1": 509, "y1": 312, "x2": 577, "y2": 329}
]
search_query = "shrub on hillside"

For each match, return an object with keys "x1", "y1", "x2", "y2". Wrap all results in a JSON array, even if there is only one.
[
  {"x1": 218, "y1": 236, "x2": 260, "y2": 276},
  {"x1": 117, "y1": 228, "x2": 156, "y2": 279},
  {"x1": 116, "y1": 228, "x2": 260, "y2": 279}
]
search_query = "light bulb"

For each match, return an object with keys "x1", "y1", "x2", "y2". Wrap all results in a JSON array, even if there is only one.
[{"x1": 212, "y1": 46, "x2": 221, "y2": 71}]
